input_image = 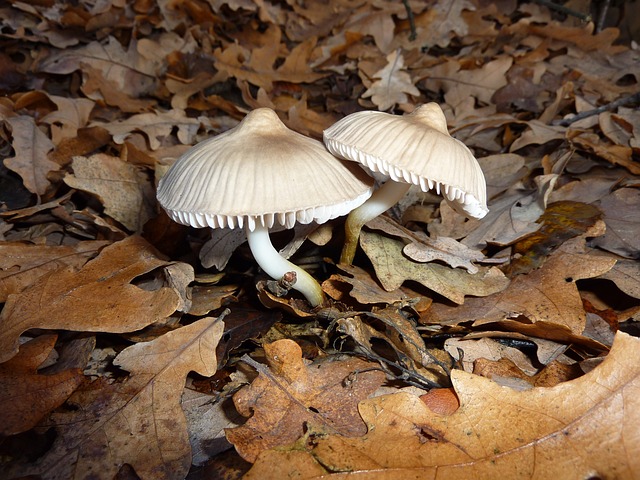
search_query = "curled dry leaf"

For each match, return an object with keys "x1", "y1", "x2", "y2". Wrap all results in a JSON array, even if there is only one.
[
  {"x1": 360, "y1": 231, "x2": 509, "y2": 304},
  {"x1": 422, "y1": 220, "x2": 616, "y2": 335},
  {"x1": 64, "y1": 153, "x2": 156, "y2": 232},
  {"x1": 322, "y1": 263, "x2": 426, "y2": 306},
  {"x1": 245, "y1": 331, "x2": 640, "y2": 479},
  {"x1": 366, "y1": 216, "x2": 484, "y2": 273},
  {"x1": 0, "y1": 236, "x2": 188, "y2": 363},
  {"x1": 4, "y1": 115, "x2": 58, "y2": 196},
  {"x1": 0, "y1": 334, "x2": 84, "y2": 436},
  {"x1": 362, "y1": 50, "x2": 419, "y2": 111},
  {"x1": 225, "y1": 339, "x2": 386, "y2": 463},
  {"x1": 5, "y1": 314, "x2": 226, "y2": 480}
]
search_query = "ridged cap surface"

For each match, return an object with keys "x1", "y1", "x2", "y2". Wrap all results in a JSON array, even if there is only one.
[
  {"x1": 323, "y1": 103, "x2": 488, "y2": 219},
  {"x1": 157, "y1": 108, "x2": 374, "y2": 230}
]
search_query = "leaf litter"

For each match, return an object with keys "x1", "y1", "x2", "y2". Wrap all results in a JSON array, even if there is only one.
[{"x1": 0, "y1": 0, "x2": 639, "y2": 478}]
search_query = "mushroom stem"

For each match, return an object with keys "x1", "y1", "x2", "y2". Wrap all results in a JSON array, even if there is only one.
[
  {"x1": 246, "y1": 223, "x2": 326, "y2": 307},
  {"x1": 340, "y1": 180, "x2": 411, "y2": 265}
]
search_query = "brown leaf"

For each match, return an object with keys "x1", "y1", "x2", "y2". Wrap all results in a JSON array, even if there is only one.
[
  {"x1": 366, "y1": 216, "x2": 484, "y2": 274},
  {"x1": 362, "y1": 50, "x2": 419, "y2": 111},
  {"x1": 509, "y1": 201, "x2": 602, "y2": 275},
  {"x1": 0, "y1": 236, "x2": 187, "y2": 363},
  {"x1": 592, "y1": 188, "x2": 640, "y2": 258},
  {"x1": 64, "y1": 153, "x2": 156, "y2": 232},
  {"x1": 4, "y1": 115, "x2": 58, "y2": 196},
  {"x1": 36, "y1": 36, "x2": 158, "y2": 98},
  {"x1": 0, "y1": 240, "x2": 107, "y2": 302},
  {"x1": 423, "y1": 221, "x2": 616, "y2": 335},
  {"x1": 0, "y1": 334, "x2": 84, "y2": 436},
  {"x1": 225, "y1": 339, "x2": 386, "y2": 462},
  {"x1": 360, "y1": 231, "x2": 509, "y2": 304},
  {"x1": 245, "y1": 331, "x2": 640, "y2": 479},
  {"x1": 6, "y1": 314, "x2": 225, "y2": 480},
  {"x1": 323, "y1": 264, "x2": 426, "y2": 306}
]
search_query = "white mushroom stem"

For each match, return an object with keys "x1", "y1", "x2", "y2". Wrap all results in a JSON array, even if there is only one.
[
  {"x1": 340, "y1": 180, "x2": 411, "y2": 265},
  {"x1": 246, "y1": 223, "x2": 326, "y2": 307}
]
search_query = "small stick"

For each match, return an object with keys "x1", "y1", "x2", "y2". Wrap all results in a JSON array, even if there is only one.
[
  {"x1": 595, "y1": 0, "x2": 611, "y2": 33},
  {"x1": 402, "y1": 0, "x2": 417, "y2": 41},
  {"x1": 552, "y1": 92, "x2": 640, "y2": 127},
  {"x1": 532, "y1": 0, "x2": 592, "y2": 22}
]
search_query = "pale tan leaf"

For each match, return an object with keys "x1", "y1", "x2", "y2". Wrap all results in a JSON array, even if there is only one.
[
  {"x1": 4, "y1": 115, "x2": 57, "y2": 196},
  {"x1": 64, "y1": 154, "x2": 155, "y2": 232},
  {"x1": 362, "y1": 50, "x2": 419, "y2": 111},
  {"x1": 360, "y1": 231, "x2": 509, "y2": 304}
]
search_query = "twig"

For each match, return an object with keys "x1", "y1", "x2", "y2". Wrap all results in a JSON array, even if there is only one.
[
  {"x1": 531, "y1": 0, "x2": 592, "y2": 22},
  {"x1": 552, "y1": 92, "x2": 640, "y2": 127},
  {"x1": 595, "y1": 0, "x2": 611, "y2": 33},
  {"x1": 402, "y1": 0, "x2": 417, "y2": 41}
]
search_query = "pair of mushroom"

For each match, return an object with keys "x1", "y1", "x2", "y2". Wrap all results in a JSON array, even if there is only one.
[{"x1": 157, "y1": 105, "x2": 488, "y2": 307}]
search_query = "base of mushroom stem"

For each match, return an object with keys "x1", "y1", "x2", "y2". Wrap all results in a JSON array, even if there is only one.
[{"x1": 264, "y1": 271, "x2": 298, "y2": 297}]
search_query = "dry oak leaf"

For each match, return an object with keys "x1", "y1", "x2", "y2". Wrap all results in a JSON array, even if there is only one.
[
  {"x1": 0, "y1": 334, "x2": 84, "y2": 436},
  {"x1": 213, "y1": 26, "x2": 326, "y2": 91},
  {"x1": 592, "y1": 188, "x2": 640, "y2": 259},
  {"x1": 365, "y1": 216, "x2": 484, "y2": 274},
  {"x1": 36, "y1": 36, "x2": 158, "y2": 99},
  {"x1": 362, "y1": 49, "x2": 419, "y2": 111},
  {"x1": 4, "y1": 115, "x2": 58, "y2": 196},
  {"x1": 423, "y1": 221, "x2": 616, "y2": 335},
  {"x1": 0, "y1": 240, "x2": 108, "y2": 302},
  {"x1": 5, "y1": 315, "x2": 225, "y2": 480},
  {"x1": 0, "y1": 236, "x2": 189, "y2": 363},
  {"x1": 225, "y1": 339, "x2": 386, "y2": 463},
  {"x1": 245, "y1": 331, "x2": 640, "y2": 479},
  {"x1": 94, "y1": 108, "x2": 203, "y2": 150},
  {"x1": 64, "y1": 154, "x2": 156, "y2": 232},
  {"x1": 360, "y1": 231, "x2": 509, "y2": 304}
]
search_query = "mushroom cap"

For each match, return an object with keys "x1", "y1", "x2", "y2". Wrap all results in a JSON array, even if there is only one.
[
  {"x1": 157, "y1": 108, "x2": 374, "y2": 231},
  {"x1": 323, "y1": 103, "x2": 488, "y2": 219}
]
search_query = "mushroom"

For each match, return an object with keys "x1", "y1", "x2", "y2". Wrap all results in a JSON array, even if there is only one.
[
  {"x1": 323, "y1": 103, "x2": 488, "y2": 264},
  {"x1": 157, "y1": 108, "x2": 374, "y2": 307}
]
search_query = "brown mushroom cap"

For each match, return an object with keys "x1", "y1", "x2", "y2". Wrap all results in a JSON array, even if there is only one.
[
  {"x1": 323, "y1": 103, "x2": 488, "y2": 218},
  {"x1": 157, "y1": 108, "x2": 374, "y2": 231}
]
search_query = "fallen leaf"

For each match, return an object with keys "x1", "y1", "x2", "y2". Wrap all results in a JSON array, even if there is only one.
[
  {"x1": 36, "y1": 36, "x2": 158, "y2": 99},
  {"x1": 225, "y1": 339, "x2": 386, "y2": 462},
  {"x1": 423, "y1": 221, "x2": 616, "y2": 335},
  {"x1": 0, "y1": 240, "x2": 107, "y2": 302},
  {"x1": 362, "y1": 50, "x2": 419, "y2": 111},
  {"x1": 592, "y1": 188, "x2": 640, "y2": 258},
  {"x1": 64, "y1": 154, "x2": 156, "y2": 232},
  {"x1": 360, "y1": 231, "x2": 509, "y2": 304},
  {"x1": 245, "y1": 331, "x2": 640, "y2": 479},
  {"x1": 0, "y1": 334, "x2": 84, "y2": 436},
  {"x1": 366, "y1": 216, "x2": 484, "y2": 274},
  {"x1": 322, "y1": 264, "x2": 425, "y2": 306},
  {"x1": 6, "y1": 314, "x2": 225, "y2": 480},
  {"x1": 0, "y1": 236, "x2": 188, "y2": 363},
  {"x1": 4, "y1": 115, "x2": 58, "y2": 196},
  {"x1": 509, "y1": 200, "x2": 602, "y2": 275}
]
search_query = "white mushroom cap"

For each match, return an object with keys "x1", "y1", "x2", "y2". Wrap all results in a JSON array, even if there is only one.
[
  {"x1": 157, "y1": 108, "x2": 374, "y2": 231},
  {"x1": 323, "y1": 103, "x2": 488, "y2": 219}
]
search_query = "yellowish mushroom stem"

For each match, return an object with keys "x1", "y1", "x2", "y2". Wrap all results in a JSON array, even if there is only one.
[
  {"x1": 340, "y1": 180, "x2": 412, "y2": 264},
  {"x1": 246, "y1": 223, "x2": 326, "y2": 307}
]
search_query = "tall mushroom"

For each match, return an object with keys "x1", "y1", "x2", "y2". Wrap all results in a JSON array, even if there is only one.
[
  {"x1": 323, "y1": 103, "x2": 488, "y2": 264},
  {"x1": 157, "y1": 108, "x2": 374, "y2": 307}
]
